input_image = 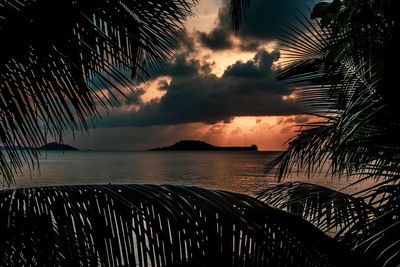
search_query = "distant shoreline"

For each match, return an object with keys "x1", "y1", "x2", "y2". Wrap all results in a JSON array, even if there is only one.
[
  {"x1": 0, "y1": 142, "x2": 79, "y2": 151},
  {"x1": 149, "y1": 140, "x2": 258, "y2": 152},
  {"x1": 0, "y1": 147, "x2": 282, "y2": 153}
]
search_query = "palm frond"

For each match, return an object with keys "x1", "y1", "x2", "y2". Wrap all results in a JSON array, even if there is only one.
[
  {"x1": 255, "y1": 2, "x2": 400, "y2": 265},
  {"x1": 341, "y1": 184, "x2": 400, "y2": 267},
  {"x1": 0, "y1": 184, "x2": 366, "y2": 266},
  {"x1": 228, "y1": 0, "x2": 251, "y2": 33},
  {"x1": 0, "y1": 0, "x2": 196, "y2": 185},
  {"x1": 257, "y1": 182, "x2": 376, "y2": 237},
  {"x1": 267, "y1": 11, "x2": 400, "y2": 184}
]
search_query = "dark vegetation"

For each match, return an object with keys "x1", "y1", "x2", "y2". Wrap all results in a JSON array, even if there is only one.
[
  {"x1": 254, "y1": 0, "x2": 400, "y2": 265},
  {"x1": 39, "y1": 142, "x2": 79, "y2": 151},
  {"x1": 0, "y1": 185, "x2": 365, "y2": 266},
  {"x1": 0, "y1": 0, "x2": 399, "y2": 266},
  {"x1": 149, "y1": 140, "x2": 258, "y2": 151},
  {"x1": 0, "y1": 0, "x2": 195, "y2": 185},
  {"x1": 0, "y1": 142, "x2": 78, "y2": 151}
]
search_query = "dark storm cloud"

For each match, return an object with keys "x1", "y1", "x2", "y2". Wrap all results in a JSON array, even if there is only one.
[
  {"x1": 96, "y1": 49, "x2": 304, "y2": 128},
  {"x1": 150, "y1": 30, "x2": 197, "y2": 77},
  {"x1": 105, "y1": 87, "x2": 145, "y2": 108},
  {"x1": 197, "y1": 0, "x2": 315, "y2": 51},
  {"x1": 235, "y1": 0, "x2": 314, "y2": 41},
  {"x1": 167, "y1": 56, "x2": 200, "y2": 77},
  {"x1": 179, "y1": 30, "x2": 197, "y2": 53},
  {"x1": 223, "y1": 50, "x2": 280, "y2": 78},
  {"x1": 198, "y1": 28, "x2": 233, "y2": 50},
  {"x1": 238, "y1": 38, "x2": 264, "y2": 51},
  {"x1": 197, "y1": 5, "x2": 233, "y2": 51},
  {"x1": 125, "y1": 88, "x2": 145, "y2": 106}
]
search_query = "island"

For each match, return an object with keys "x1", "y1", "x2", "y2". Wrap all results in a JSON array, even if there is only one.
[
  {"x1": 0, "y1": 145, "x2": 31, "y2": 150},
  {"x1": 39, "y1": 142, "x2": 79, "y2": 151},
  {"x1": 149, "y1": 140, "x2": 258, "y2": 151}
]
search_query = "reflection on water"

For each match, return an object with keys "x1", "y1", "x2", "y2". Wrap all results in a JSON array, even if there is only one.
[{"x1": 10, "y1": 151, "x2": 365, "y2": 196}]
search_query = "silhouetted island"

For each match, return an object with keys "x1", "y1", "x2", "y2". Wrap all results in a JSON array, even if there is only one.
[
  {"x1": 149, "y1": 140, "x2": 258, "y2": 151},
  {"x1": 39, "y1": 142, "x2": 79, "y2": 151},
  {"x1": 0, "y1": 145, "x2": 31, "y2": 150}
]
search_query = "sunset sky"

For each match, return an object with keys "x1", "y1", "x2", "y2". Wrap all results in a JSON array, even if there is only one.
[{"x1": 65, "y1": 0, "x2": 315, "y2": 151}]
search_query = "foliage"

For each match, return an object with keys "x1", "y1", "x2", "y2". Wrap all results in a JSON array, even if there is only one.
[
  {"x1": 1, "y1": 0, "x2": 397, "y2": 265},
  {"x1": 0, "y1": 184, "x2": 363, "y2": 266},
  {"x1": 243, "y1": 0, "x2": 400, "y2": 266},
  {"x1": 257, "y1": 182, "x2": 376, "y2": 237},
  {"x1": 258, "y1": 181, "x2": 400, "y2": 266},
  {"x1": 267, "y1": 2, "x2": 400, "y2": 181},
  {"x1": 0, "y1": 1, "x2": 357, "y2": 266},
  {"x1": 0, "y1": 0, "x2": 195, "y2": 185}
]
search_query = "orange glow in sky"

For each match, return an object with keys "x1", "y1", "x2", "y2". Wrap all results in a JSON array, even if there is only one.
[
  {"x1": 132, "y1": 1, "x2": 305, "y2": 151},
  {"x1": 69, "y1": 0, "x2": 308, "y2": 151},
  {"x1": 196, "y1": 116, "x2": 310, "y2": 151}
]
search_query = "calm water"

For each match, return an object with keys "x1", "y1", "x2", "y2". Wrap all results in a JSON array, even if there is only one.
[{"x1": 10, "y1": 151, "x2": 354, "y2": 196}]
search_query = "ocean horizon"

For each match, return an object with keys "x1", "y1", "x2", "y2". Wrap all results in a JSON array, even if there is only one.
[{"x1": 9, "y1": 150, "x2": 353, "y2": 196}]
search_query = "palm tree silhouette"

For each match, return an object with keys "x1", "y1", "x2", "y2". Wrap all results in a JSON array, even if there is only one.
[
  {"x1": 0, "y1": 0, "x2": 195, "y2": 185},
  {"x1": 250, "y1": 0, "x2": 400, "y2": 266},
  {"x1": 0, "y1": 0, "x2": 396, "y2": 266},
  {"x1": 0, "y1": 184, "x2": 363, "y2": 266}
]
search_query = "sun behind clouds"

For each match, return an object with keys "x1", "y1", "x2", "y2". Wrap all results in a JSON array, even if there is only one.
[{"x1": 67, "y1": 0, "x2": 312, "y2": 151}]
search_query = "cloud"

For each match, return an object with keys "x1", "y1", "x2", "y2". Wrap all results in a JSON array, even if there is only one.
[
  {"x1": 231, "y1": 127, "x2": 242, "y2": 135},
  {"x1": 95, "y1": 49, "x2": 304, "y2": 128},
  {"x1": 179, "y1": 30, "x2": 197, "y2": 53},
  {"x1": 222, "y1": 50, "x2": 280, "y2": 78},
  {"x1": 198, "y1": 28, "x2": 233, "y2": 50},
  {"x1": 125, "y1": 88, "x2": 145, "y2": 106},
  {"x1": 66, "y1": 124, "x2": 210, "y2": 151},
  {"x1": 277, "y1": 115, "x2": 312, "y2": 133},
  {"x1": 238, "y1": 38, "x2": 264, "y2": 51},
  {"x1": 103, "y1": 87, "x2": 145, "y2": 108},
  {"x1": 234, "y1": 0, "x2": 314, "y2": 41},
  {"x1": 66, "y1": 117, "x2": 300, "y2": 151},
  {"x1": 277, "y1": 115, "x2": 311, "y2": 125},
  {"x1": 165, "y1": 55, "x2": 200, "y2": 77},
  {"x1": 196, "y1": 0, "x2": 315, "y2": 51},
  {"x1": 196, "y1": 5, "x2": 234, "y2": 51}
]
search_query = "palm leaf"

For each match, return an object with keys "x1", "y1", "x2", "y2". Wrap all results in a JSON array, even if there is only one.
[
  {"x1": 228, "y1": 0, "x2": 251, "y2": 33},
  {"x1": 0, "y1": 0, "x2": 196, "y2": 185},
  {"x1": 257, "y1": 182, "x2": 376, "y2": 237},
  {"x1": 266, "y1": 10, "x2": 400, "y2": 184},
  {"x1": 0, "y1": 184, "x2": 366, "y2": 266},
  {"x1": 224, "y1": 1, "x2": 400, "y2": 266},
  {"x1": 337, "y1": 184, "x2": 400, "y2": 267},
  {"x1": 253, "y1": 2, "x2": 400, "y2": 265}
]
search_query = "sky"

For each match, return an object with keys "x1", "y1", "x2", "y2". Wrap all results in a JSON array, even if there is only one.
[{"x1": 65, "y1": 0, "x2": 315, "y2": 151}]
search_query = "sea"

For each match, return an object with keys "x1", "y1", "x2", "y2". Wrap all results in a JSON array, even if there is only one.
[{"x1": 9, "y1": 150, "x2": 358, "y2": 196}]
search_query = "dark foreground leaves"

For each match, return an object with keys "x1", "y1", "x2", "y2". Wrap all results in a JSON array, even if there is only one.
[
  {"x1": 0, "y1": 184, "x2": 364, "y2": 266},
  {"x1": 258, "y1": 182, "x2": 400, "y2": 267},
  {"x1": 0, "y1": 0, "x2": 195, "y2": 185},
  {"x1": 257, "y1": 182, "x2": 375, "y2": 237}
]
